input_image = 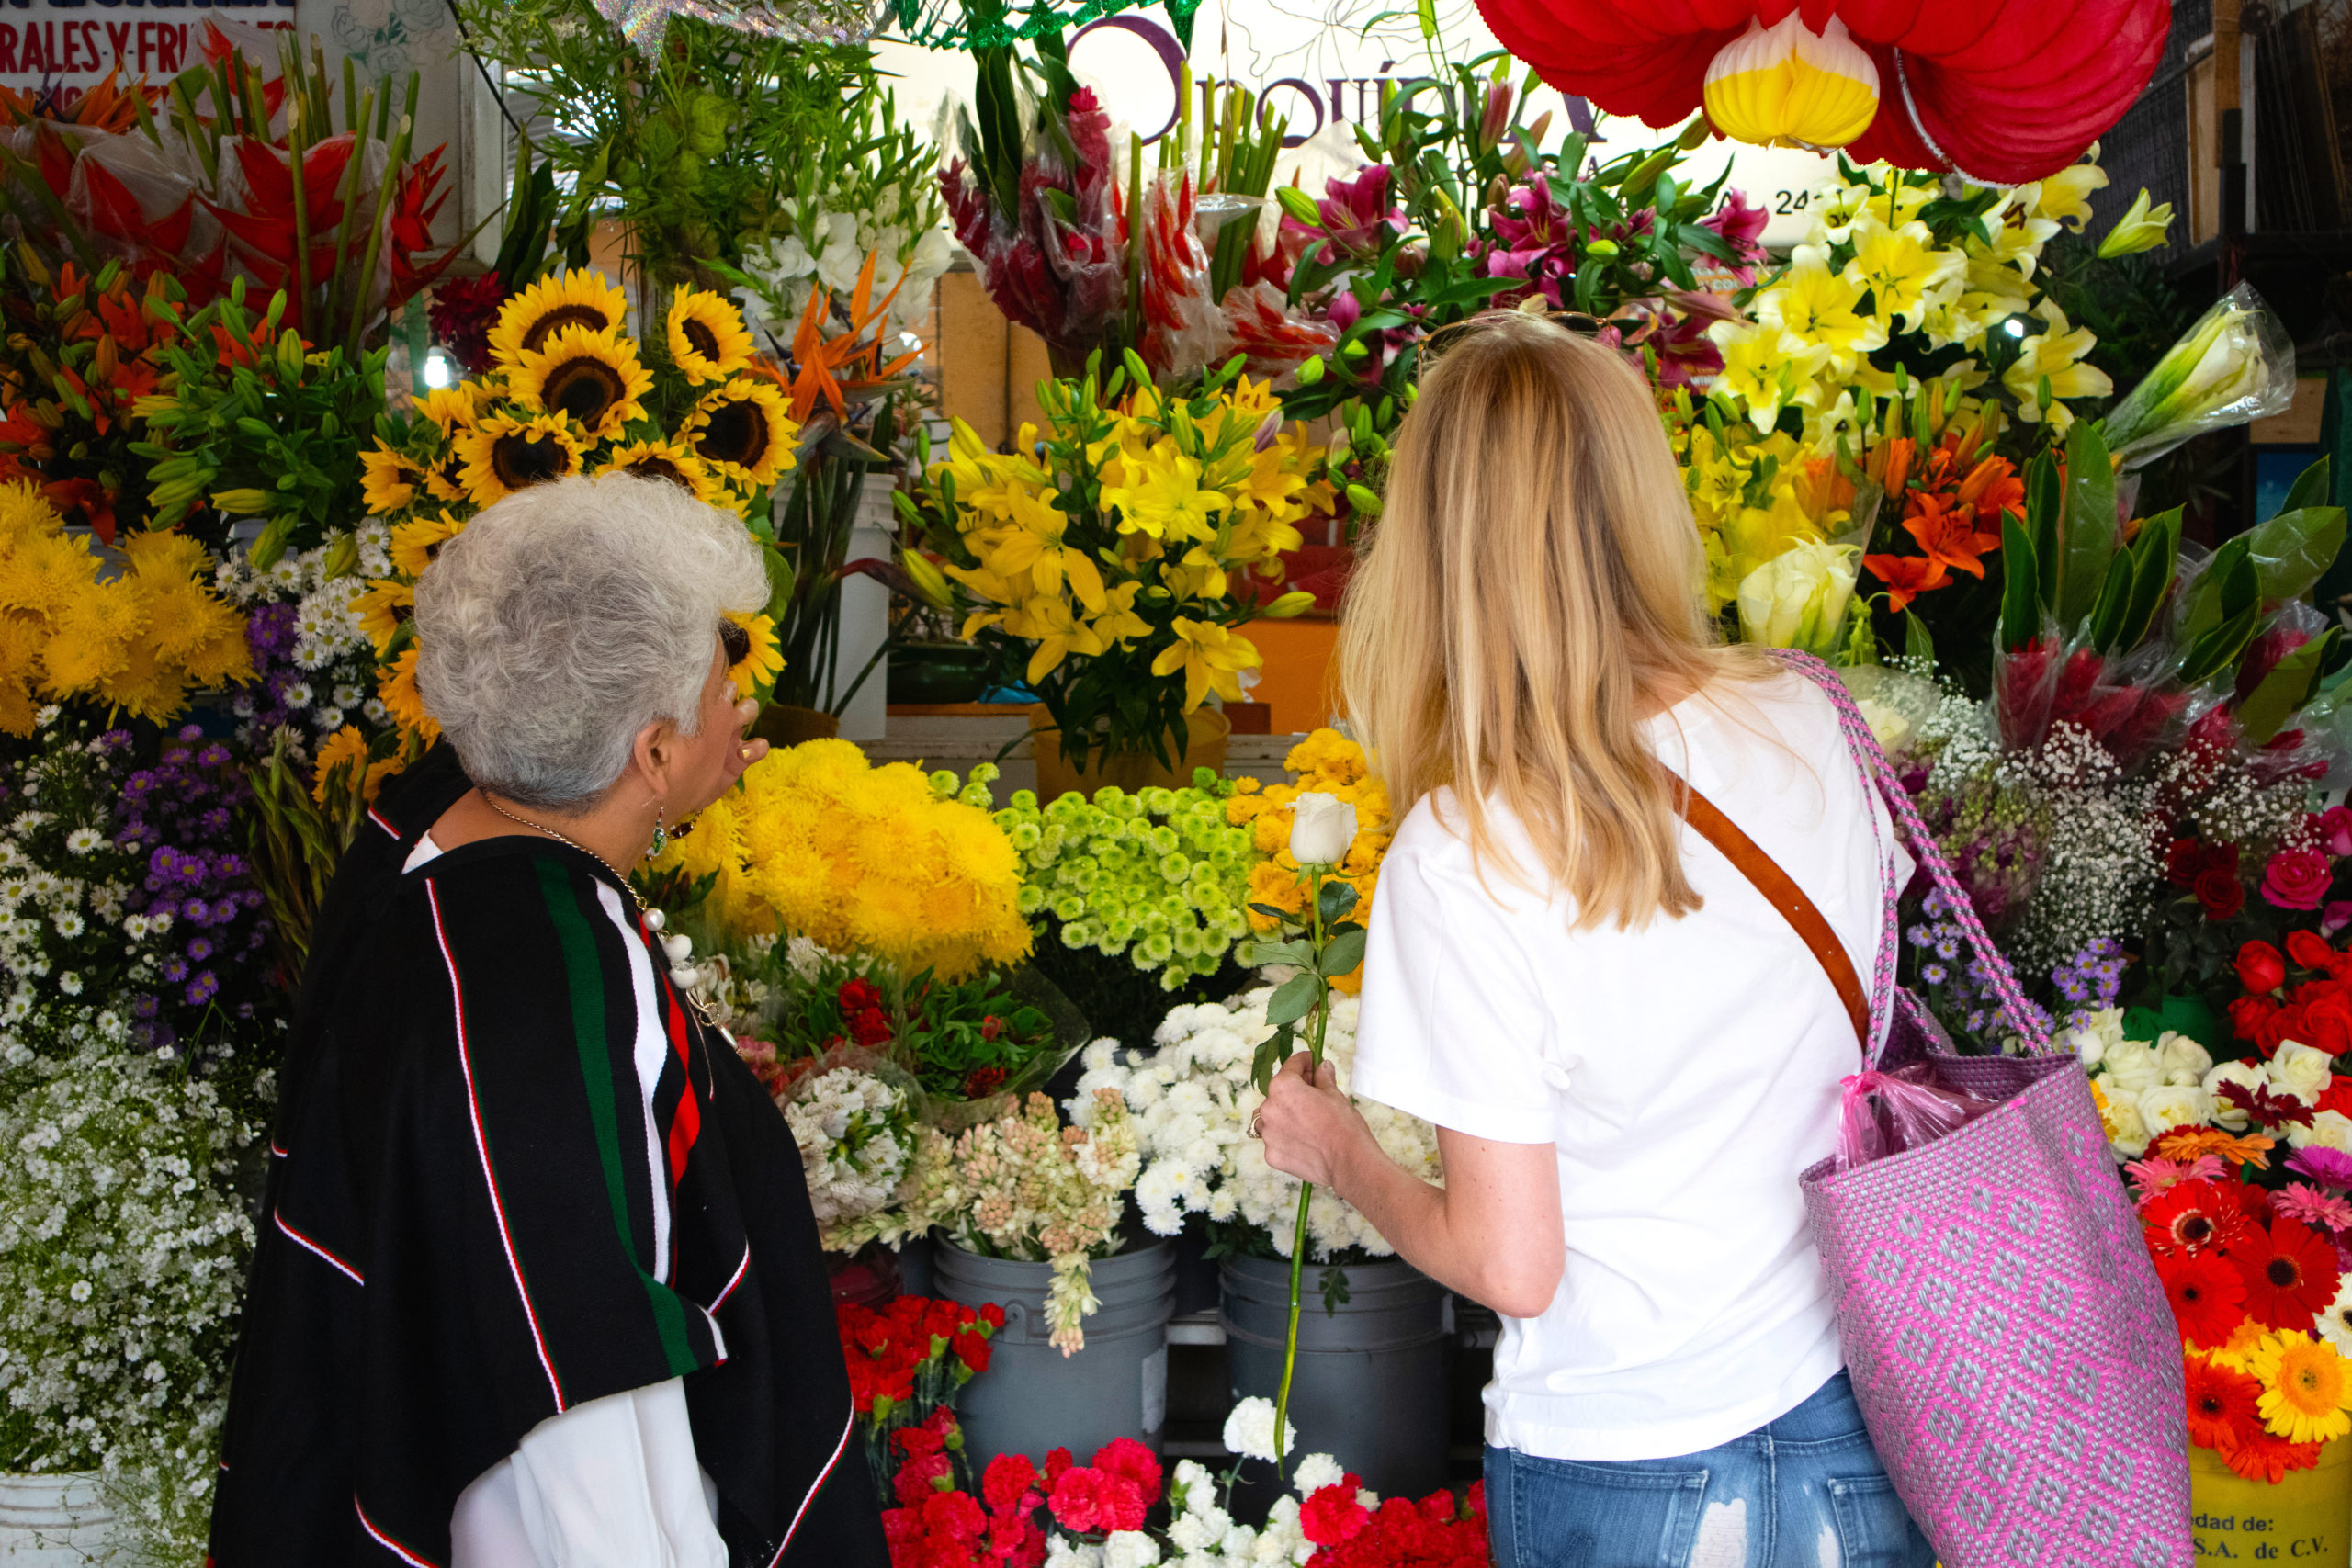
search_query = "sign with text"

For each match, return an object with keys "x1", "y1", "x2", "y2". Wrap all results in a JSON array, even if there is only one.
[{"x1": 0, "y1": 6, "x2": 290, "y2": 99}]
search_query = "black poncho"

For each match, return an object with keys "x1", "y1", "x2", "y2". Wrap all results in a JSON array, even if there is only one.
[{"x1": 209, "y1": 756, "x2": 885, "y2": 1567}]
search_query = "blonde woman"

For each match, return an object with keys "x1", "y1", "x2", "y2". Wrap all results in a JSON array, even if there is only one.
[{"x1": 1255, "y1": 313, "x2": 1933, "y2": 1568}]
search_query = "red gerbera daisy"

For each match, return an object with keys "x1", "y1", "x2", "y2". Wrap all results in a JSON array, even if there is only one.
[
  {"x1": 2233, "y1": 1217, "x2": 2344, "y2": 1332},
  {"x1": 2221, "y1": 1419, "x2": 2325, "y2": 1483},
  {"x1": 2142, "y1": 1179, "x2": 2254, "y2": 1258},
  {"x1": 2185, "y1": 1356, "x2": 2267, "y2": 1452},
  {"x1": 2156, "y1": 1250, "x2": 2250, "y2": 1347}
]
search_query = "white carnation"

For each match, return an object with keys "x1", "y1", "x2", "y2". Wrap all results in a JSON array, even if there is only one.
[{"x1": 1222, "y1": 1396, "x2": 1295, "y2": 1463}]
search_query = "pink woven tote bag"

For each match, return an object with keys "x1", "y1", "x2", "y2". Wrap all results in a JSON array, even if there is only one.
[{"x1": 1779, "y1": 652, "x2": 2190, "y2": 1568}]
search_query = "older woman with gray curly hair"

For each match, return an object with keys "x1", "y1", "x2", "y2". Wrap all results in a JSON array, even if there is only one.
[{"x1": 211, "y1": 474, "x2": 885, "y2": 1568}]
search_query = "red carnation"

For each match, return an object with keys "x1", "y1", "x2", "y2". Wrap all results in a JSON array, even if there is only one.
[
  {"x1": 983, "y1": 1452, "x2": 1038, "y2": 1517},
  {"x1": 2237, "y1": 941, "x2": 2289, "y2": 995},
  {"x1": 1042, "y1": 1448, "x2": 1075, "y2": 1486},
  {"x1": 2155, "y1": 1248, "x2": 2249, "y2": 1347},
  {"x1": 1090, "y1": 1438, "x2": 1162, "y2": 1506},
  {"x1": 1044, "y1": 1467, "x2": 1105, "y2": 1533},
  {"x1": 920, "y1": 1488, "x2": 988, "y2": 1545},
  {"x1": 1302, "y1": 1479, "x2": 1372, "y2": 1547},
  {"x1": 2233, "y1": 1217, "x2": 2343, "y2": 1332},
  {"x1": 894, "y1": 1450, "x2": 952, "y2": 1507},
  {"x1": 839, "y1": 976, "x2": 885, "y2": 1012},
  {"x1": 851, "y1": 1006, "x2": 895, "y2": 1047},
  {"x1": 2199, "y1": 870, "x2": 2247, "y2": 921},
  {"x1": 980, "y1": 1303, "x2": 1007, "y2": 1330},
  {"x1": 952, "y1": 1329, "x2": 993, "y2": 1375},
  {"x1": 963, "y1": 1066, "x2": 1010, "y2": 1099}
]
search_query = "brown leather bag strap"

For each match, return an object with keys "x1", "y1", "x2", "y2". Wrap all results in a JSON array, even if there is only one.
[{"x1": 1668, "y1": 773, "x2": 1870, "y2": 1047}]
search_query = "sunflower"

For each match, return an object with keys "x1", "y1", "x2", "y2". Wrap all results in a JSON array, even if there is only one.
[
  {"x1": 380, "y1": 646, "x2": 438, "y2": 742},
  {"x1": 595, "y1": 437, "x2": 723, "y2": 506},
  {"x1": 352, "y1": 578, "x2": 414, "y2": 656},
  {"x1": 453, "y1": 412, "x2": 584, "y2": 507},
  {"x1": 686, "y1": 378, "x2": 798, "y2": 488},
  {"x1": 359, "y1": 442, "x2": 419, "y2": 513},
  {"x1": 417, "y1": 383, "x2": 489, "y2": 433},
  {"x1": 2251, "y1": 1330, "x2": 2352, "y2": 1444},
  {"x1": 510, "y1": 324, "x2": 652, "y2": 440},
  {"x1": 485, "y1": 272, "x2": 628, "y2": 370},
  {"x1": 389, "y1": 513, "x2": 466, "y2": 578},
  {"x1": 668, "y1": 286, "x2": 754, "y2": 385},
  {"x1": 725, "y1": 610, "x2": 782, "y2": 699}
]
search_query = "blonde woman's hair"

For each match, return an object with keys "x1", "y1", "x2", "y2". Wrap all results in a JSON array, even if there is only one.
[{"x1": 1340, "y1": 310, "x2": 1772, "y2": 931}]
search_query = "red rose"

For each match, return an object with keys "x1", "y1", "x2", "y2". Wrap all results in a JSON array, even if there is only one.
[
  {"x1": 2301, "y1": 988, "x2": 2352, "y2": 1055},
  {"x1": 2258, "y1": 1005, "x2": 2311, "y2": 1058},
  {"x1": 2287, "y1": 931, "x2": 2338, "y2": 975},
  {"x1": 2198, "y1": 870, "x2": 2247, "y2": 920},
  {"x1": 1301, "y1": 1480, "x2": 1373, "y2": 1547},
  {"x1": 2165, "y1": 839, "x2": 2204, "y2": 889},
  {"x1": 850, "y1": 1006, "x2": 894, "y2": 1047},
  {"x1": 2321, "y1": 1076, "x2": 2352, "y2": 1118},
  {"x1": 2239, "y1": 941, "x2": 2290, "y2": 994},
  {"x1": 2233, "y1": 994, "x2": 2283, "y2": 1043},
  {"x1": 2320, "y1": 807, "x2": 2352, "y2": 859},
  {"x1": 2266, "y1": 849, "x2": 2336, "y2": 912}
]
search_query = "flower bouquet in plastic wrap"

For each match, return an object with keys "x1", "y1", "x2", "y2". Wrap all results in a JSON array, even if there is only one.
[{"x1": 2100, "y1": 283, "x2": 2298, "y2": 472}]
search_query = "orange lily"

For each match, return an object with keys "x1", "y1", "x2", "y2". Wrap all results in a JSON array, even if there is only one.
[
  {"x1": 1902, "y1": 492, "x2": 2004, "y2": 579},
  {"x1": 1861, "y1": 551, "x2": 1948, "y2": 612}
]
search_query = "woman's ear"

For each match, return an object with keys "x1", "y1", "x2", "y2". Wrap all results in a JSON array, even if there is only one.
[{"x1": 630, "y1": 717, "x2": 679, "y2": 800}]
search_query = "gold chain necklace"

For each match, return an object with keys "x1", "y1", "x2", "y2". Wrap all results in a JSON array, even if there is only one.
[{"x1": 479, "y1": 792, "x2": 647, "y2": 912}]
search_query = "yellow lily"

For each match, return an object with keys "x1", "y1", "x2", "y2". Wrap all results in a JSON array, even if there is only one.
[
  {"x1": 2002, "y1": 300, "x2": 2114, "y2": 425},
  {"x1": 1101, "y1": 441, "x2": 1229, "y2": 543},
  {"x1": 1840, "y1": 215, "x2": 1964, "y2": 334},
  {"x1": 1151, "y1": 617, "x2": 1260, "y2": 709},
  {"x1": 2098, "y1": 189, "x2": 2174, "y2": 259},
  {"x1": 1009, "y1": 596, "x2": 1109, "y2": 684},
  {"x1": 1088, "y1": 581, "x2": 1151, "y2": 644}
]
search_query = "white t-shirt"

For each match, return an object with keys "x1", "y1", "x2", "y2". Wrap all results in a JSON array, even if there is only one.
[{"x1": 1349, "y1": 671, "x2": 1906, "y2": 1462}]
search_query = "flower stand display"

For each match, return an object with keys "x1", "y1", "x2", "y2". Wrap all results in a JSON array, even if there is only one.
[
  {"x1": 1028, "y1": 705, "x2": 1233, "y2": 802},
  {"x1": 933, "y1": 1237, "x2": 1178, "y2": 1477},
  {"x1": 2189, "y1": 1435, "x2": 2352, "y2": 1562},
  {"x1": 0, "y1": 1472, "x2": 113, "y2": 1564},
  {"x1": 1220, "y1": 1255, "x2": 1452, "y2": 1504}
]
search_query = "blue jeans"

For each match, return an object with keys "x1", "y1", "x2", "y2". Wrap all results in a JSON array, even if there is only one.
[{"x1": 1483, "y1": 1371, "x2": 1936, "y2": 1568}]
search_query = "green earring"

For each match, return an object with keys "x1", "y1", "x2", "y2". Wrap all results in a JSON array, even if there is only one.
[{"x1": 648, "y1": 807, "x2": 666, "y2": 861}]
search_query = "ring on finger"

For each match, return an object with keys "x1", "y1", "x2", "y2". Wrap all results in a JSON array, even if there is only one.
[{"x1": 1246, "y1": 1112, "x2": 1263, "y2": 1138}]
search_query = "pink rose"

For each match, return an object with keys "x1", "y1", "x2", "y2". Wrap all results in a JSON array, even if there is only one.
[
  {"x1": 2321, "y1": 806, "x2": 2352, "y2": 859},
  {"x1": 2264, "y1": 847, "x2": 2335, "y2": 911}
]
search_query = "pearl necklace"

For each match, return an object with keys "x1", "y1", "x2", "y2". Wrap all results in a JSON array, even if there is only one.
[{"x1": 481, "y1": 792, "x2": 721, "y2": 1022}]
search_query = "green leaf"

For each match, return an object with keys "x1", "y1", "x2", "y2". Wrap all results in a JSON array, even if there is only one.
[
  {"x1": 1317, "y1": 878, "x2": 1360, "y2": 928},
  {"x1": 1263, "y1": 973, "x2": 1321, "y2": 1028},
  {"x1": 1998, "y1": 514, "x2": 2041, "y2": 652},
  {"x1": 2118, "y1": 507, "x2": 2183, "y2": 652},
  {"x1": 2057, "y1": 421, "x2": 2118, "y2": 629},
  {"x1": 1250, "y1": 1024, "x2": 1291, "y2": 1094},
  {"x1": 2177, "y1": 594, "x2": 2264, "y2": 686},
  {"x1": 1250, "y1": 938, "x2": 1317, "y2": 972},
  {"x1": 1904, "y1": 610, "x2": 1935, "y2": 663},
  {"x1": 2180, "y1": 537, "x2": 2256, "y2": 645},
  {"x1": 2085, "y1": 551, "x2": 2136, "y2": 653},
  {"x1": 2025, "y1": 452, "x2": 2062, "y2": 617},
  {"x1": 2237, "y1": 627, "x2": 2343, "y2": 743},
  {"x1": 1318, "y1": 928, "x2": 1368, "y2": 977},
  {"x1": 2282, "y1": 457, "x2": 2334, "y2": 517},
  {"x1": 1248, "y1": 901, "x2": 1298, "y2": 923},
  {"x1": 2239, "y1": 506, "x2": 2350, "y2": 606}
]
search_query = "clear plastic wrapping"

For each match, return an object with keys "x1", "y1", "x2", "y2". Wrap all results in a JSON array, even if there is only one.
[
  {"x1": 1835, "y1": 1063, "x2": 2002, "y2": 1169},
  {"x1": 2100, "y1": 282, "x2": 2297, "y2": 471}
]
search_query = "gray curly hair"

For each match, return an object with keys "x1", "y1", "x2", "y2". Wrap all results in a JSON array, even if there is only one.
[{"x1": 414, "y1": 471, "x2": 768, "y2": 810}]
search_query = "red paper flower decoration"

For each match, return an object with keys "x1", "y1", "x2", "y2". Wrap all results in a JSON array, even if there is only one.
[{"x1": 1474, "y1": 0, "x2": 2168, "y2": 184}]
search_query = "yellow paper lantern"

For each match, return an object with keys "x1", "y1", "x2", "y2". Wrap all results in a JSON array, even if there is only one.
[{"x1": 1702, "y1": 13, "x2": 1881, "y2": 152}]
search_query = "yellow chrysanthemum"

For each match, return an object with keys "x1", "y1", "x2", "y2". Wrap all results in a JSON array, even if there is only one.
[
  {"x1": 595, "y1": 437, "x2": 725, "y2": 507},
  {"x1": 685, "y1": 378, "x2": 799, "y2": 488},
  {"x1": 389, "y1": 514, "x2": 465, "y2": 579},
  {"x1": 381, "y1": 646, "x2": 438, "y2": 743},
  {"x1": 486, "y1": 271, "x2": 628, "y2": 370},
  {"x1": 667, "y1": 286, "x2": 755, "y2": 385},
  {"x1": 725, "y1": 610, "x2": 782, "y2": 699},
  {"x1": 509, "y1": 324, "x2": 653, "y2": 440},
  {"x1": 360, "y1": 442, "x2": 419, "y2": 513},
  {"x1": 2252, "y1": 1331, "x2": 2352, "y2": 1445},
  {"x1": 453, "y1": 412, "x2": 585, "y2": 508}
]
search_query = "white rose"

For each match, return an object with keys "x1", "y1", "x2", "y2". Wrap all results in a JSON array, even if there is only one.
[
  {"x1": 2101, "y1": 1042, "x2": 2166, "y2": 1095},
  {"x1": 2203, "y1": 1060, "x2": 2267, "y2": 1130},
  {"x1": 2102, "y1": 1092, "x2": 2151, "y2": 1158},
  {"x1": 2270, "y1": 1043, "x2": 2335, "y2": 1105},
  {"x1": 1288, "y1": 793, "x2": 1359, "y2": 867},
  {"x1": 2066, "y1": 1008, "x2": 2127, "y2": 1069},
  {"x1": 2138, "y1": 1084, "x2": 2213, "y2": 1140},
  {"x1": 2290, "y1": 1111, "x2": 2352, "y2": 1152},
  {"x1": 2159, "y1": 1032, "x2": 2214, "y2": 1086}
]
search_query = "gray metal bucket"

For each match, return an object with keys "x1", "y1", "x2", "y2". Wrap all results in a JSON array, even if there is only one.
[
  {"x1": 1221, "y1": 1254, "x2": 1450, "y2": 1502},
  {"x1": 934, "y1": 1235, "x2": 1176, "y2": 1476}
]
